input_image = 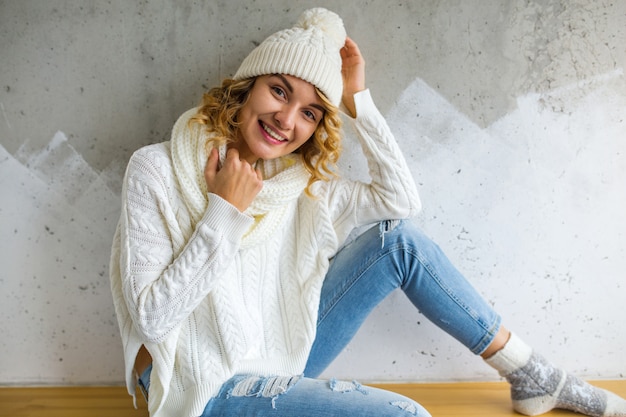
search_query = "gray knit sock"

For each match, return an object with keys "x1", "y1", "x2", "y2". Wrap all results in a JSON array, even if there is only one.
[{"x1": 485, "y1": 333, "x2": 626, "y2": 417}]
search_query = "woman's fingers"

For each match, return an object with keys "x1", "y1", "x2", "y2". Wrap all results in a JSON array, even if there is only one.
[
  {"x1": 205, "y1": 148, "x2": 263, "y2": 212},
  {"x1": 341, "y1": 36, "x2": 366, "y2": 117}
]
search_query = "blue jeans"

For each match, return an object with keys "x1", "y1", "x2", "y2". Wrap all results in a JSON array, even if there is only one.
[
  {"x1": 139, "y1": 366, "x2": 430, "y2": 416},
  {"x1": 304, "y1": 220, "x2": 501, "y2": 376},
  {"x1": 139, "y1": 220, "x2": 500, "y2": 416}
]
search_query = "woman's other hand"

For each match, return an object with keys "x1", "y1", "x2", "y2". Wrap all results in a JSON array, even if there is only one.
[
  {"x1": 204, "y1": 148, "x2": 263, "y2": 213},
  {"x1": 341, "y1": 36, "x2": 366, "y2": 118}
]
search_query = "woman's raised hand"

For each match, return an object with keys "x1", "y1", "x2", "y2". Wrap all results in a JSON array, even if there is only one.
[
  {"x1": 340, "y1": 36, "x2": 366, "y2": 118},
  {"x1": 204, "y1": 148, "x2": 263, "y2": 213}
]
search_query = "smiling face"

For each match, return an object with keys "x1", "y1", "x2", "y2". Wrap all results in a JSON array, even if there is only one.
[{"x1": 232, "y1": 74, "x2": 325, "y2": 165}]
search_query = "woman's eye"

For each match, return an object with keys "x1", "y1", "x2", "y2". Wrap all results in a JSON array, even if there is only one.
[
  {"x1": 303, "y1": 110, "x2": 316, "y2": 121},
  {"x1": 272, "y1": 86, "x2": 286, "y2": 98}
]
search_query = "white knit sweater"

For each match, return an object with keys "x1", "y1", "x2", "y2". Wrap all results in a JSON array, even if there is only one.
[{"x1": 110, "y1": 89, "x2": 421, "y2": 417}]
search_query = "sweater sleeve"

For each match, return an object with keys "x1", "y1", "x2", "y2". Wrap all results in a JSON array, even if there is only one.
[
  {"x1": 326, "y1": 89, "x2": 422, "y2": 243},
  {"x1": 118, "y1": 148, "x2": 253, "y2": 343}
]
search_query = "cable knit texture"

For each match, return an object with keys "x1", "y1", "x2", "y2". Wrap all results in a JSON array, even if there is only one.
[
  {"x1": 110, "y1": 89, "x2": 421, "y2": 417},
  {"x1": 234, "y1": 8, "x2": 346, "y2": 106}
]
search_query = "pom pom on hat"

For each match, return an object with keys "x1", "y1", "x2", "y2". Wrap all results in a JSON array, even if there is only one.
[
  {"x1": 233, "y1": 8, "x2": 346, "y2": 106},
  {"x1": 296, "y1": 8, "x2": 346, "y2": 48}
]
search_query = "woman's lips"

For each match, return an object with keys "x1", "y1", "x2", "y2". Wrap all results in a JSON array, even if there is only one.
[{"x1": 259, "y1": 121, "x2": 287, "y2": 144}]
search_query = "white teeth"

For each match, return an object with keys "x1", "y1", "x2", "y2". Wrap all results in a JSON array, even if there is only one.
[{"x1": 262, "y1": 123, "x2": 286, "y2": 142}]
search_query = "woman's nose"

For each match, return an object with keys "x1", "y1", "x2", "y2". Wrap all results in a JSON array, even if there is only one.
[{"x1": 274, "y1": 105, "x2": 296, "y2": 130}]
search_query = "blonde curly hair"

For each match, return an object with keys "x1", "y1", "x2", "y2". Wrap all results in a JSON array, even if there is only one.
[{"x1": 189, "y1": 77, "x2": 343, "y2": 195}]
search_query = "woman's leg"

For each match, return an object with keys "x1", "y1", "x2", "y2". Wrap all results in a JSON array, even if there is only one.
[
  {"x1": 137, "y1": 353, "x2": 431, "y2": 416},
  {"x1": 305, "y1": 220, "x2": 626, "y2": 417},
  {"x1": 305, "y1": 219, "x2": 501, "y2": 377},
  {"x1": 484, "y1": 333, "x2": 626, "y2": 416},
  {"x1": 200, "y1": 374, "x2": 431, "y2": 417}
]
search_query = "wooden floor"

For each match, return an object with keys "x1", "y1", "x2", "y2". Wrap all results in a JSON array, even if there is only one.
[{"x1": 0, "y1": 380, "x2": 624, "y2": 417}]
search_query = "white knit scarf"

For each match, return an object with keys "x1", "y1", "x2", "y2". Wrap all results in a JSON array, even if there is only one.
[{"x1": 170, "y1": 108, "x2": 311, "y2": 249}]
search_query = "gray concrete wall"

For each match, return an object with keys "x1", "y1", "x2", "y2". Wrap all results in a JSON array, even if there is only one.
[{"x1": 1, "y1": 0, "x2": 625, "y2": 385}]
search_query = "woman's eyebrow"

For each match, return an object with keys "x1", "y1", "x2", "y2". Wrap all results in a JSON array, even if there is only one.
[
  {"x1": 311, "y1": 103, "x2": 325, "y2": 113},
  {"x1": 274, "y1": 74, "x2": 294, "y2": 93}
]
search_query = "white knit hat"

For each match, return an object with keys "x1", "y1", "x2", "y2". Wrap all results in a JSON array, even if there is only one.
[{"x1": 233, "y1": 8, "x2": 346, "y2": 106}]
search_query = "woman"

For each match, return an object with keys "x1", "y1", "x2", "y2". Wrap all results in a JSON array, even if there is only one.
[{"x1": 110, "y1": 8, "x2": 626, "y2": 417}]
